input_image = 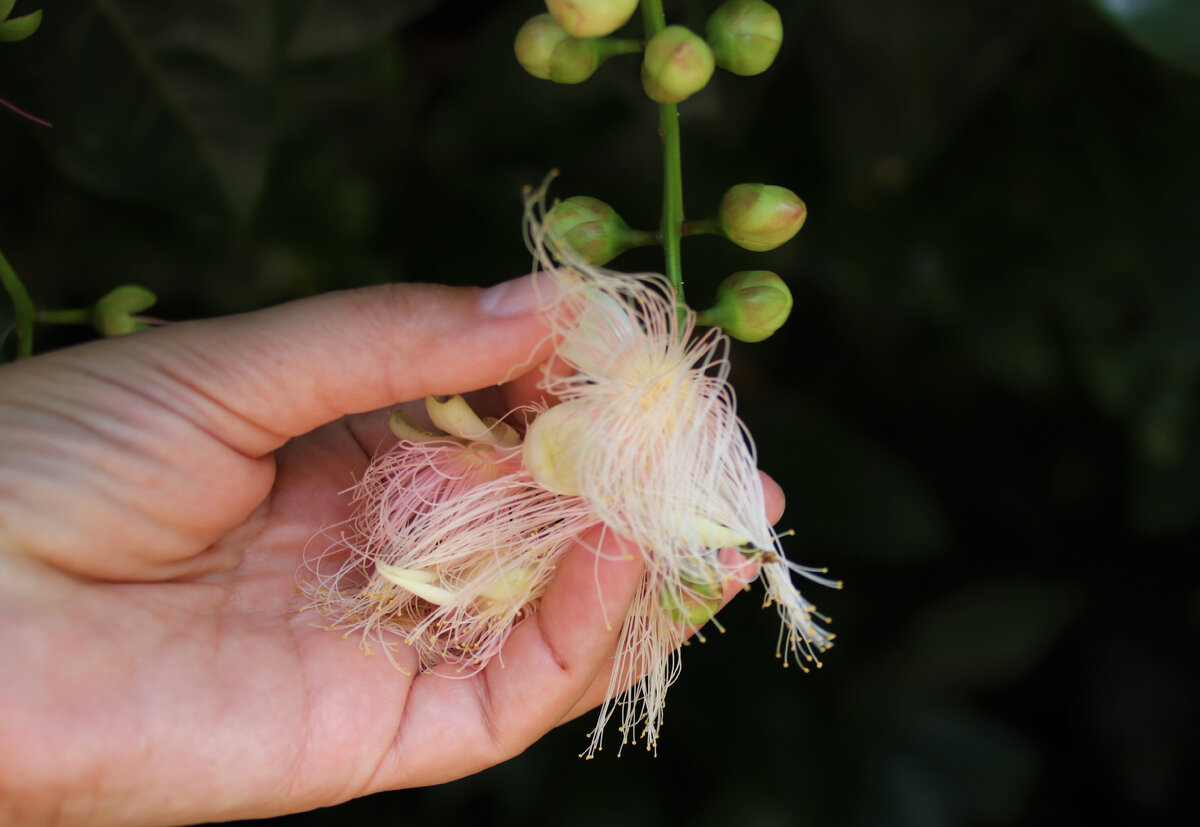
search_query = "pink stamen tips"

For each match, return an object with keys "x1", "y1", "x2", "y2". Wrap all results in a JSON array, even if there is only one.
[
  {"x1": 303, "y1": 395, "x2": 598, "y2": 674},
  {"x1": 0, "y1": 96, "x2": 52, "y2": 128}
]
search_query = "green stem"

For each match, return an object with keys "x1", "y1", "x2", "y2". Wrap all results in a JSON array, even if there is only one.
[
  {"x1": 0, "y1": 244, "x2": 35, "y2": 359},
  {"x1": 36, "y1": 308, "x2": 93, "y2": 325},
  {"x1": 680, "y1": 217, "x2": 721, "y2": 237},
  {"x1": 596, "y1": 37, "x2": 643, "y2": 61},
  {"x1": 641, "y1": 0, "x2": 686, "y2": 317}
]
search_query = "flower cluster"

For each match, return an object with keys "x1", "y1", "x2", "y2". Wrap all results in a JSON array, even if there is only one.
[{"x1": 303, "y1": 184, "x2": 834, "y2": 755}]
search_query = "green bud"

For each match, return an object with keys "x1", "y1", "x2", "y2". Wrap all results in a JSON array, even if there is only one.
[
  {"x1": 641, "y1": 25, "x2": 715, "y2": 104},
  {"x1": 547, "y1": 36, "x2": 602, "y2": 84},
  {"x1": 544, "y1": 196, "x2": 655, "y2": 265},
  {"x1": 0, "y1": 8, "x2": 42, "y2": 43},
  {"x1": 659, "y1": 574, "x2": 724, "y2": 627},
  {"x1": 515, "y1": 14, "x2": 571, "y2": 80},
  {"x1": 92, "y1": 284, "x2": 156, "y2": 337},
  {"x1": 698, "y1": 271, "x2": 792, "y2": 343},
  {"x1": 717, "y1": 183, "x2": 806, "y2": 251},
  {"x1": 546, "y1": 0, "x2": 638, "y2": 39},
  {"x1": 517, "y1": 15, "x2": 640, "y2": 85},
  {"x1": 705, "y1": 0, "x2": 783, "y2": 76}
]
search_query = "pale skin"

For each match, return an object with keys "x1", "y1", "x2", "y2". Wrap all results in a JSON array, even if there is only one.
[{"x1": 0, "y1": 275, "x2": 784, "y2": 826}]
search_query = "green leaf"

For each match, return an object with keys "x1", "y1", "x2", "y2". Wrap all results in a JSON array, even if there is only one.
[
  {"x1": 797, "y1": 0, "x2": 1041, "y2": 200},
  {"x1": 284, "y1": 0, "x2": 440, "y2": 61},
  {"x1": 895, "y1": 579, "x2": 1083, "y2": 694},
  {"x1": 37, "y1": 1, "x2": 440, "y2": 224},
  {"x1": 753, "y1": 396, "x2": 950, "y2": 561},
  {"x1": 40, "y1": 0, "x2": 276, "y2": 223},
  {"x1": 0, "y1": 9, "x2": 42, "y2": 43},
  {"x1": 879, "y1": 705, "x2": 1038, "y2": 826},
  {"x1": 1094, "y1": 0, "x2": 1200, "y2": 77}
]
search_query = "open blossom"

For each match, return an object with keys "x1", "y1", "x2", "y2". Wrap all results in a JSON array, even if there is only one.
[
  {"x1": 303, "y1": 182, "x2": 835, "y2": 756},
  {"x1": 521, "y1": 185, "x2": 836, "y2": 754},
  {"x1": 303, "y1": 395, "x2": 598, "y2": 673}
]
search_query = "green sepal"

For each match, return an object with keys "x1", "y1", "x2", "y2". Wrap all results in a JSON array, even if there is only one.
[
  {"x1": 548, "y1": 37, "x2": 602, "y2": 84},
  {"x1": 659, "y1": 575, "x2": 724, "y2": 626}
]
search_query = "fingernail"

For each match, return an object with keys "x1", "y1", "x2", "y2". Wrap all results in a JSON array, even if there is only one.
[{"x1": 479, "y1": 273, "x2": 551, "y2": 318}]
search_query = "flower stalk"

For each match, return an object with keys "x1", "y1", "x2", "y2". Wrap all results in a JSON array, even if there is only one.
[
  {"x1": 641, "y1": 0, "x2": 687, "y2": 322},
  {"x1": 0, "y1": 245, "x2": 34, "y2": 358}
]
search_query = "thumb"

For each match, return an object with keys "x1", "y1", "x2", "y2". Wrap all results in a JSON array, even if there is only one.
[
  {"x1": 0, "y1": 275, "x2": 555, "y2": 575},
  {"x1": 129, "y1": 274, "x2": 554, "y2": 456}
]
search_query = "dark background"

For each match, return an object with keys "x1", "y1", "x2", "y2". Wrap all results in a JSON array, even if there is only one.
[{"x1": 3, "y1": 1, "x2": 1199, "y2": 824}]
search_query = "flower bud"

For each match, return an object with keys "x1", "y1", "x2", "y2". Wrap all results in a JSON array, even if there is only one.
[
  {"x1": 514, "y1": 14, "x2": 572, "y2": 80},
  {"x1": 92, "y1": 284, "x2": 156, "y2": 337},
  {"x1": 524, "y1": 400, "x2": 587, "y2": 496},
  {"x1": 546, "y1": 0, "x2": 638, "y2": 38},
  {"x1": 716, "y1": 183, "x2": 806, "y2": 251},
  {"x1": 705, "y1": 0, "x2": 783, "y2": 76},
  {"x1": 641, "y1": 25, "x2": 715, "y2": 104},
  {"x1": 697, "y1": 271, "x2": 792, "y2": 343},
  {"x1": 544, "y1": 196, "x2": 653, "y2": 265}
]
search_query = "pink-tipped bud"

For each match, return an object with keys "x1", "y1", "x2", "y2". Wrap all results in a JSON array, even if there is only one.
[
  {"x1": 92, "y1": 284, "x2": 156, "y2": 337},
  {"x1": 705, "y1": 0, "x2": 783, "y2": 76},
  {"x1": 515, "y1": 14, "x2": 572, "y2": 80},
  {"x1": 545, "y1": 0, "x2": 638, "y2": 38},
  {"x1": 717, "y1": 183, "x2": 806, "y2": 251},
  {"x1": 641, "y1": 25, "x2": 715, "y2": 104},
  {"x1": 697, "y1": 270, "x2": 792, "y2": 342},
  {"x1": 544, "y1": 196, "x2": 653, "y2": 265}
]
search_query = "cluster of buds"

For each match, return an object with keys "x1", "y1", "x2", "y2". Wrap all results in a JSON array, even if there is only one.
[
  {"x1": 515, "y1": 2, "x2": 804, "y2": 344},
  {"x1": 539, "y1": 178, "x2": 806, "y2": 342},
  {"x1": 516, "y1": 0, "x2": 784, "y2": 100}
]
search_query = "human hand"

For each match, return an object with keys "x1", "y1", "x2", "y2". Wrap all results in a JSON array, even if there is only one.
[{"x1": 0, "y1": 276, "x2": 782, "y2": 825}]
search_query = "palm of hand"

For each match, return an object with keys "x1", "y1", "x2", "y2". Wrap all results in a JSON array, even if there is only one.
[{"x1": 0, "y1": 306, "x2": 642, "y2": 825}]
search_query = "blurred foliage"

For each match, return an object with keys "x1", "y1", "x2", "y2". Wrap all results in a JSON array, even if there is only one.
[
  {"x1": 1093, "y1": 0, "x2": 1200, "y2": 77},
  {"x1": 3, "y1": 0, "x2": 1200, "y2": 824}
]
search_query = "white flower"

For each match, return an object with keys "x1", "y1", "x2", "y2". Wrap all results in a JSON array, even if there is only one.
[
  {"x1": 303, "y1": 395, "x2": 597, "y2": 674},
  {"x1": 521, "y1": 182, "x2": 835, "y2": 755}
]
